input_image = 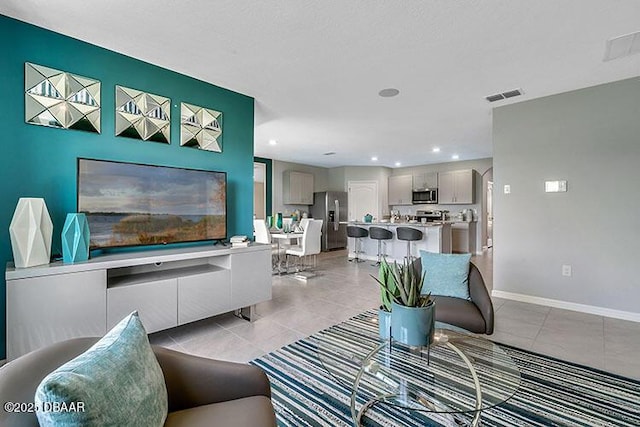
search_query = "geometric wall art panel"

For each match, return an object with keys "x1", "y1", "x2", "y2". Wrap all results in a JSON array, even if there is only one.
[
  {"x1": 61, "y1": 213, "x2": 90, "y2": 263},
  {"x1": 115, "y1": 85, "x2": 171, "y2": 143},
  {"x1": 9, "y1": 198, "x2": 54, "y2": 268},
  {"x1": 25, "y1": 63, "x2": 101, "y2": 133},
  {"x1": 180, "y1": 102, "x2": 223, "y2": 152}
]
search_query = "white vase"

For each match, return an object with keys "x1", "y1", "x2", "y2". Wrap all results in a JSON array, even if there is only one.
[{"x1": 9, "y1": 198, "x2": 53, "y2": 268}]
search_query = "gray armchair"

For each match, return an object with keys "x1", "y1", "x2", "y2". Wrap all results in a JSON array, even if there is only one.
[
  {"x1": 0, "y1": 338, "x2": 276, "y2": 427},
  {"x1": 414, "y1": 259, "x2": 494, "y2": 334}
]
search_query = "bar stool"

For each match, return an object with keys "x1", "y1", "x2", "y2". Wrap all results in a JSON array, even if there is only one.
[
  {"x1": 396, "y1": 227, "x2": 423, "y2": 260},
  {"x1": 347, "y1": 226, "x2": 368, "y2": 263},
  {"x1": 368, "y1": 227, "x2": 393, "y2": 266}
]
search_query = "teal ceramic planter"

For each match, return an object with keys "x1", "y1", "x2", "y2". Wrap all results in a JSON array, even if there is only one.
[
  {"x1": 391, "y1": 301, "x2": 435, "y2": 346},
  {"x1": 378, "y1": 308, "x2": 392, "y2": 339}
]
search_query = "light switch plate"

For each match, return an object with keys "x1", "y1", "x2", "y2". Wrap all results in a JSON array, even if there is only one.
[
  {"x1": 545, "y1": 180, "x2": 567, "y2": 192},
  {"x1": 503, "y1": 184, "x2": 511, "y2": 194}
]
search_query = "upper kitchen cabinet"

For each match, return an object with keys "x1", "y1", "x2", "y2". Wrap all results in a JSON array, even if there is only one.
[
  {"x1": 438, "y1": 169, "x2": 475, "y2": 204},
  {"x1": 283, "y1": 170, "x2": 314, "y2": 205},
  {"x1": 412, "y1": 172, "x2": 438, "y2": 190},
  {"x1": 388, "y1": 174, "x2": 413, "y2": 205}
]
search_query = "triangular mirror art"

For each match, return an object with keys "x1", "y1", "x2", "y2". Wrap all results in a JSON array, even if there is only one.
[
  {"x1": 115, "y1": 85, "x2": 171, "y2": 143},
  {"x1": 25, "y1": 63, "x2": 101, "y2": 133},
  {"x1": 180, "y1": 102, "x2": 223, "y2": 152}
]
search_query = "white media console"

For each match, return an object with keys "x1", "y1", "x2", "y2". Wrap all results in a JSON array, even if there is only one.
[{"x1": 5, "y1": 244, "x2": 272, "y2": 360}]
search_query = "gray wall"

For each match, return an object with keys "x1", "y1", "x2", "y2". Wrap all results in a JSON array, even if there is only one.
[
  {"x1": 493, "y1": 76, "x2": 640, "y2": 315},
  {"x1": 272, "y1": 160, "x2": 329, "y2": 215},
  {"x1": 391, "y1": 158, "x2": 493, "y2": 252}
]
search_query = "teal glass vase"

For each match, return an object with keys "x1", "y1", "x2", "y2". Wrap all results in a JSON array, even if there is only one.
[{"x1": 276, "y1": 212, "x2": 283, "y2": 229}]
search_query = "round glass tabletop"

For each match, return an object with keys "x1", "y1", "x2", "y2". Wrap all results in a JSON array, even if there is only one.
[{"x1": 315, "y1": 313, "x2": 521, "y2": 425}]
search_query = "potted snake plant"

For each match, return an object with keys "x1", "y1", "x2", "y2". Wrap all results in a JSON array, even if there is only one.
[
  {"x1": 372, "y1": 258, "x2": 435, "y2": 346},
  {"x1": 374, "y1": 259, "x2": 397, "y2": 339}
]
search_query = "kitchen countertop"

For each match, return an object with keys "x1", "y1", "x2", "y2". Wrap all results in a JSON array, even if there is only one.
[
  {"x1": 347, "y1": 220, "x2": 476, "y2": 227},
  {"x1": 349, "y1": 221, "x2": 445, "y2": 227}
]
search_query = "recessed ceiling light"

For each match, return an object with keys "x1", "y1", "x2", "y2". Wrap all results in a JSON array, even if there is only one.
[
  {"x1": 268, "y1": 139, "x2": 277, "y2": 145},
  {"x1": 432, "y1": 147, "x2": 441, "y2": 153},
  {"x1": 394, "y1": 161, "x2": 401, "y2": 167},
  {"x1": 452, "y1": 154, "x2": 460, "y2": 160},
  {"x1": 371, "y1": 156, "x2": 378, "y2": 161},
  {"x1": 378, "y1": 88, "x2": 399, "y2": 98}
]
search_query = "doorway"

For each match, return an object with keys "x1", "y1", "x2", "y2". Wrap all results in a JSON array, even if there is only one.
[
  {"x1": 487, "y1": 181, "x2": 493, "y2": 248},
  {"x1": 481, "y1": 167, "x2": 494, "y2": 249},
  {"x1": 348, "y1": 181, "x2": 379, "y2": 221},
  {"x1": 253, "y1": 162, "x2": 266, "y2": 219}
]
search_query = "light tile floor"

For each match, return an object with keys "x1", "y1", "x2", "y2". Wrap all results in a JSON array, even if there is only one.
[{"x1": 150, "y1": 249, "x2": 640, "y2": 380}]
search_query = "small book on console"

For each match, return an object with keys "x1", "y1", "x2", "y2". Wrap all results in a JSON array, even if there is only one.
[{"x1": 232, "y1": 242, "x2": 250, "y2": 248}]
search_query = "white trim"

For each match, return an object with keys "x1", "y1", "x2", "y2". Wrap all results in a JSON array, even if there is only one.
[
  {"x1": 492, "y1": 290, "x2": 640, "y2": 323},
  {"x1": 0, "y1": 358, "x2": 6, "y2": 367}
]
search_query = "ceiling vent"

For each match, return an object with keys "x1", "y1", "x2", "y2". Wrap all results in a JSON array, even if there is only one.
[
  {"x1": 604, "y1": 31, "x2": 640, "y2": 61},
  {"x1": 485, "y1": 88, "x2": 524, "y2": 103},
  {"x1": 323, "y1": 151, "x2": 336, "y2": 156}
]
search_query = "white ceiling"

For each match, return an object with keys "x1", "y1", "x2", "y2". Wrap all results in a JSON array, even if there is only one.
[{"x1": 3, "y1": 1, "x2": 640, "y2": 168}]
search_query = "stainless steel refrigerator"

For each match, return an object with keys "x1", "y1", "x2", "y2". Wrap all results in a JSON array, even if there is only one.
[{"x1": 310, "y1": 191, "x2": 348, "y2": 251}]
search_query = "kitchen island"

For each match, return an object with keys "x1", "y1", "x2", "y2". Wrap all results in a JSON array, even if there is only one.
[{"x1": 346, "y1": 222, "x2": 452, "y2": 262}]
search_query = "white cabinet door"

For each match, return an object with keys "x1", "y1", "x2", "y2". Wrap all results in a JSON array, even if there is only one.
[
  {"x1": 454, "y1": 169, "x2": 474, "y2": 204},
  {"x1": 231, "y1": 250, "x2": 272, "y2": 308},
  {"x1": 438, "y1": 171, "x2": 456, "y2": 203},
  {"x1": 413, "y1": 172, "x2": 438, "y2": 190},
  {"x1": 108, "y1": 278, "x2": 177, "y2": 333},
  {"x1": 300, "y1": 172, "x2": 315, "y2": 204},
  {"x1": 284, "y1": 171, "x2": 314, "y2": 205},
  {"x1": 7, "y1": 270, "x2": 107, "y2": 360},
  {"x1": 388, "y1": 175, "x2": 413, "y2": 205},
  {"x1": 178, "y1": 269, "x2": 232, "y2": 324},
  {"x1": 437, "y1": 170, "x2": 474, "y2": 204},
  {"x1": 412, "y1": 173, "x2": 426, "y2": 190}
]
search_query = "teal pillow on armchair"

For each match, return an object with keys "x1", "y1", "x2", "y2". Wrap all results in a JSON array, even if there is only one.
[
  {"x1": 419, "y1": 250, "x2": 472, "y2": 299},
  {"x1": 35, "y1": 312, "x2": 168, "y2": 427}
]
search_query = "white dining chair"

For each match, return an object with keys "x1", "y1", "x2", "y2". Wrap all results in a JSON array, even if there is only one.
[
  {"x1": 253, "y1": 219, "x2": 285, "y2": 270},
  {"x1": 286, "y1": 219, "x2": 323, "y2": 272}
]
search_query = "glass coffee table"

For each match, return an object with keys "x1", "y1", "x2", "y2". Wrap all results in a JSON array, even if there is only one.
[{"x1": 316, "y1": 314, "x2": 521, "y2": 426}]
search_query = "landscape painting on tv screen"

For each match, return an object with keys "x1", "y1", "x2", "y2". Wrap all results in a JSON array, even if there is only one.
[{"x1": 78, "y1": 159, "x2": 226, "y2": 248}]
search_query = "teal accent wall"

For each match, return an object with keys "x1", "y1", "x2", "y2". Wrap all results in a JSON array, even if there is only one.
[{"x1": 0, "y1": 15, "x2": 255, "y2": 359}]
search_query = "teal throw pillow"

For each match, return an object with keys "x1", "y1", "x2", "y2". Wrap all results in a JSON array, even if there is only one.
[
  {"x1": 420, "y1": 250, "x2": 472, "y2": 299},
  {"x1": 35, "y1": 312, "x2": 168, "y2": 427}
]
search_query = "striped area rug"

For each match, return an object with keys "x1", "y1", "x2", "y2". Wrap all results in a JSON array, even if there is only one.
[{"x1": 251, "y1": 310, "x2": 640, "y2": 426}]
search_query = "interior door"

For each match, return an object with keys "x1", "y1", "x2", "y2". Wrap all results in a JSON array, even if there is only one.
[{"x1": 348, "y1": 181, "x2": 379, "y2": 221}]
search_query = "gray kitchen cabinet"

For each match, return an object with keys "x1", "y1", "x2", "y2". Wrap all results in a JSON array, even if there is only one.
[
  {"x1": 283, "y1": 170, "x2": 314, "y2": 205},
  {"x1": 451, "y1": 222, "x2": 477, "y2": 254},
  {"x1": 412, "y1": 172, "x2": 438, "y2": 190},
  {"x1": 438, "y1": 169, "x2": 475, "y2": 204},
  {"x1": 388, "y1": 174, "x2": 413, "y2": 205}
]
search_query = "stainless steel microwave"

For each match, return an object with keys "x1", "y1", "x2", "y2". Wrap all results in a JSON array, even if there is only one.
[{"x1": 412, "y1": 189, "x2": 438, "y2": 204}]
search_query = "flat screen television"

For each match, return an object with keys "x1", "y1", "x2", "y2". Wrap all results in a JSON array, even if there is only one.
[{"x1": 77, "y1": 158, "x2": 226, "y2": 249}]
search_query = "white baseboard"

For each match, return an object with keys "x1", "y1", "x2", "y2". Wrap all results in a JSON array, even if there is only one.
[{"x1": 491, "y1": 290, "x2": 640, "y2": 323}]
